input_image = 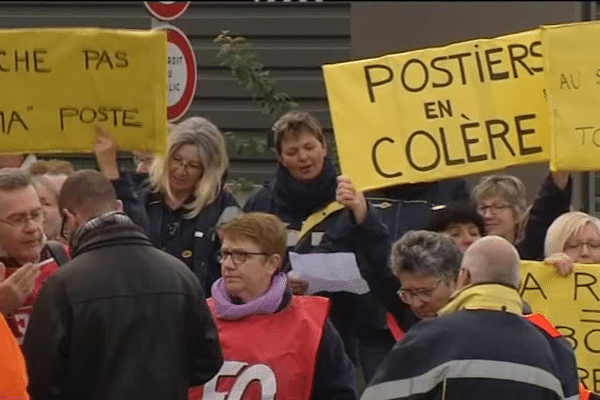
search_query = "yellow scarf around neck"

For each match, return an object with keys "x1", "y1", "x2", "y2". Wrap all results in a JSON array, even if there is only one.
[{"x1": 438, "y1": 283, "x2": 524, "y2": 317}]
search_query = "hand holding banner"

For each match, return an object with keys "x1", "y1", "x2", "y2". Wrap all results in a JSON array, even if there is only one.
[
  {"x1": 323, "y1": 29, "x2": 550, "y2": 192},
  {"x1": 520, "y1": 261, "x2": 600, "y2": 391}
]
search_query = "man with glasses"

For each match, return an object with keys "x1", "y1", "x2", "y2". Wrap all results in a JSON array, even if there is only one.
[
  {"x1": 23, "y1": 169, "x2": 223, "y2": 400},
  {"x1": 0, "y1": 168, "x2": 61, "y2": 344},
  {"x1": 382, "y1": 230, "x2": 528, "y2": 338},
  {"x1": 363, "y1": 235, "x2": 580, "y2": 400},
  {"x1": 390, "y1": 230, "x2": 462, "y2": 321}
]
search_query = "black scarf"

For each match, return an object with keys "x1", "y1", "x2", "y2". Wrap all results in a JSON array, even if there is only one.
[
  {"x1": 69, "y1": 211, "x2": 139, "y2": 255},
  {"x1": 273, "y1": 156, "x2": 338, "y2": 220}
]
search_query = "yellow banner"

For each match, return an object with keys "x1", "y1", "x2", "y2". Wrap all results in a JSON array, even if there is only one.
[
  {"x1": 520, "y1": 261, "x2": 600, "y2": 391},
  {"x1": 542, "y1": 21, "x2": 600, "y2": 171},
  {"x1": 0, "y1": 28, "x2": 167, "y2": 154},
  {"x1": 323, "y1": 29, "x2": 549, "y2": 192}
]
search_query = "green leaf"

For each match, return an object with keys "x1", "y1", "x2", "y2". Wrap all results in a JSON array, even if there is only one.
[{"x1": 213, "y1": 31, "x2": 298, "y2": 132}]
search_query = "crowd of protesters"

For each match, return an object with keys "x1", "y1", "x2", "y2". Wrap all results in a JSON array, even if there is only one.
[{"x1": 0, "y1": 110, "x2": 598, "y2": 399}]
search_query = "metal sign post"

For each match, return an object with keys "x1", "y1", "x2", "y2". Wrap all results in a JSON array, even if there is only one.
[{"x1": 144, "y1": 2, "x2": 196, "y2": 121}]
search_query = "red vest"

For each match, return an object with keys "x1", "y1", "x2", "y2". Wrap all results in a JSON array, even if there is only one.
[
  {"x1": 189, "y1": 295, "x2": 330, "y2": 400},
  {"x1": 524, "y1": 313, "x2": 562, "y2": 338},
  {"x1": 580, "y1": 383, "x2": 594, "y2": 400},
  {"x1": 5, "y1": 257, "x2": 59, "y2": 345},
  {"x1": 386, "y1": 312, "x2": 405, "y2": 342}
]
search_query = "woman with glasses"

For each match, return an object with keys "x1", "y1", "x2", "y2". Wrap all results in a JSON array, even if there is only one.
[
  {"x1": 471, "y1": 171, "x2": 571, "y2": 260},
  {"x1": 189, "y1": 212, "x2": 356, "y2": 400},
  {"x1": 389, "y1": 230, "x2": 463, "y2": 321},
  {"x1": 542, "y1": 211, "x2": 600, "y2": 276},
  {"x1": 94, "y1": 117, "x2": 241, "y2": 295}
]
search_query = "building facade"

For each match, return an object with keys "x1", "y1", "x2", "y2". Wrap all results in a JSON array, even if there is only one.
[{"x1": 0, "y1": 1, "x2": 592, "y2": 210}]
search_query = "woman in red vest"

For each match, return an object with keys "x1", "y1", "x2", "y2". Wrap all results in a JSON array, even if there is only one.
[{"x1": 188, "y1": 212, "x2": 356, "y2": 400}]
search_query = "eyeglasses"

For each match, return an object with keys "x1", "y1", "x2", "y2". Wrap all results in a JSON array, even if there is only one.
[
  {"x1": 0, "y1": 209, "x2": 44, "y2": 230},
  {"x1": 476, "y1": 203, "x2": 512, "y2": 216},
  {"x1": 218, "y1": 249, "x2": 268, "y2": 265},
  {"x1": 564, "y1": 241, "x2": 600, "y2": 252},
  {"x1": 397, "y1": 279, "x2": 443, "y2": 304},
  {"x1": 170, "y1": 155, "x2": 202, "y2": 174}
]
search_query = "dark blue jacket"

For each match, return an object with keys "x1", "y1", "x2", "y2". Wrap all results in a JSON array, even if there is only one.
[
  {"x1": 517, "y1": 173, "x2": 572, "y2": 261},
  {"x1": 363, "y1": 309, "x2": 580, "y2": 399},
  {"x1": 365, "y1": 178, "x2": 470, "y2": 241},
  {"x1": 111, "y1": 172, "x2": 241, "y2": 295}
]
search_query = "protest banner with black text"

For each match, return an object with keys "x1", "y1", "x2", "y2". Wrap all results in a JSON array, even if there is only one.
[
  {"x1": 0, "y1": 28, "x2": 168, "y2": 154},
  {"x1": 542, "y1": 21, "x2": 600, "y2": 172},
  {"x1": 323, "y1": 29, "x2": 549, "y2": 192},
  {"x1": 520, "y1": 261, "x2": 600, "y2": 391}
]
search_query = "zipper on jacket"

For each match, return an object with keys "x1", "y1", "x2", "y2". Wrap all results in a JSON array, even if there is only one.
[{"x1": 441, "y1": 378, "x2": 447, "y2": 399}]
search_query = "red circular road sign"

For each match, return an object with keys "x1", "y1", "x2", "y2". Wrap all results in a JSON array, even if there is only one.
[
  {"x1": 144, "y1": 2, "x2": 190, "y2": 21},
  {"x1": 156, "y1": 24, "x2": 197, "y2": 121}
]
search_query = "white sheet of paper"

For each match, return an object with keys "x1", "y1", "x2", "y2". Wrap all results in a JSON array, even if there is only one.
[{"x1": 288, "y1": 252, "x2": 370, "y2": 295}]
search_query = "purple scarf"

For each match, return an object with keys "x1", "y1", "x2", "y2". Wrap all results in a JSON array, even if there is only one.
[{"x1": 211, "y1": 273, "x2": 288, "y2": 320}]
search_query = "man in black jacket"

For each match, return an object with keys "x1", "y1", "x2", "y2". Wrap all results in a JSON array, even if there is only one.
[
  {"x1": 362, "y1": 234, "x2": 580, "y2": 400},
  {"x1": 23, "y1": 170, "x2": 223, "y2": 400}
]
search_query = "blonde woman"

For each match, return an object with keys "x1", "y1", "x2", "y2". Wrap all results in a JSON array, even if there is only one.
[
  {"x1": 471, "y1": 172, "x2": 571, "y2": 260},
  {"x1": 543, "y1": 211, "x2": 600, "y2": 276},
  {"x1": 94, "y1": 117, "x2": 241, "y2": 294}
]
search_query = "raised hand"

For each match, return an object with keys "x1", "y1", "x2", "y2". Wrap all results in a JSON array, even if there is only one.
[
  {"x1": 544, "y1": 252, "x2": 574, "y2": 277},
  {"x1": 0, "y1": 262, "x2": 40, "y2": 316},
  {"x1": 336, "y1": 175, "x2": 368, "y2": 224},
  {"x1": 551, "y1": 171, "x2": 569, "y2": 191},
  {"x1": 94, "y1": 124, "x2": 120, "y2": 179},
  {"x1": 287, "y1": 270, "x2": 309, "y2": 295}
]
